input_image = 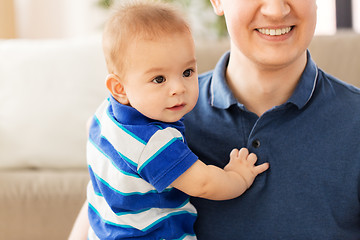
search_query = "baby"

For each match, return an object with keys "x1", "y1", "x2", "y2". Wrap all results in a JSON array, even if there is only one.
[{"x1": 86, "y1": 1, "x2": 269, "y2": 239}]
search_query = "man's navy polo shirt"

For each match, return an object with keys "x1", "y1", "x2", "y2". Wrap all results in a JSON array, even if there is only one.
[{"x1": 184, "y1": 51, "x2": 360, "y2": 239}]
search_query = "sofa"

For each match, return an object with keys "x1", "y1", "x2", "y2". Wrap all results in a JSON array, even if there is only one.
[{"x1": 0, "y1": 32, "x2": 359, "y2": 240}]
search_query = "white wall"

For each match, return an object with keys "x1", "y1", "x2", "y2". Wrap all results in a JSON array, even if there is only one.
[{"x1": 14, "y1": 0, "x2": 108, "y2": 38}]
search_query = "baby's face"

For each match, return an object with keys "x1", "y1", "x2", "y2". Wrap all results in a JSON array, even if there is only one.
[{"x1": 119, "y1": 32, "x2": 198, "y2": 123}]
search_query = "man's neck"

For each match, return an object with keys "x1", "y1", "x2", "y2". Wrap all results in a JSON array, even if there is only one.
[{"x1": 226, "y1": 50, "x2": 307, "y2": 117}]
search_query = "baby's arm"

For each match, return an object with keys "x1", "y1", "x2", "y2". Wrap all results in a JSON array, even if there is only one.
[{"x1": 171, "y1": 148, "x2": 269, "y2": 201}]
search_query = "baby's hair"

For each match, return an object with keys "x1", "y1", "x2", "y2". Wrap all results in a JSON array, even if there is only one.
[{"x1": 102, "y1": 0, "x2": 191, "y2": 76}]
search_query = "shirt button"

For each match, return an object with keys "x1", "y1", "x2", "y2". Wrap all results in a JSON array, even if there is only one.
[{"x1": 252, "y1": 139, "x2": 261, "y2": 148}]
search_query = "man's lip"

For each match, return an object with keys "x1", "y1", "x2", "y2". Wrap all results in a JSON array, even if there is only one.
[{"x1": 256, "y1": 26, "x2": 294, "y2": 36}]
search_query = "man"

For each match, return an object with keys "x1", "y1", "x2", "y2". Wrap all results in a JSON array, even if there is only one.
[{"x1": 69, "y1": 0, "x2": 360, "y2": 239}]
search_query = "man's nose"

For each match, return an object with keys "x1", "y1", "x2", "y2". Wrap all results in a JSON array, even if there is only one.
[{"x1": 260, "y1": 0, "x2": 291, "y2": 20}]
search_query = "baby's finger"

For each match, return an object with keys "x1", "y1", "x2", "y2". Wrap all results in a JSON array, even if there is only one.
[
  {"x1": 254, "y1": 162, "x2": 270, "y2": 175},
  {"x1": 238, "y1": 148, "x2": 249, "y2": 160},
  {"x1": 247, "y1": 152, "x2": 257, "y2": 165},
  {"x1": 229, "y1": 148, "x2": 239, "y2": 159}
]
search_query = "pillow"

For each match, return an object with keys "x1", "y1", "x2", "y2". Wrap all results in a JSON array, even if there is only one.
[{"x1": 0, "y1": 36, "x2": 108, "y2": 169}]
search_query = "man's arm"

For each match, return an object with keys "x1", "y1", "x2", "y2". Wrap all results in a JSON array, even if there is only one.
[
  {"x1": 68, "y1": 118, "x2": 92, "y2": 240},
  {"x1": 68, "y1": 201, "x2": 89, "y2": 240}
]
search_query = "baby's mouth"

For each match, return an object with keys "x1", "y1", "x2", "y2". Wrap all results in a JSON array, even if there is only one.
[{"x1": 167, "y1": 104, "x2": 185, "y2": 111}]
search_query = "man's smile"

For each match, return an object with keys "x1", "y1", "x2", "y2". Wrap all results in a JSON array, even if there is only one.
[{"x1": 256, "y1": 26, "x2": 294, "y2": 36}]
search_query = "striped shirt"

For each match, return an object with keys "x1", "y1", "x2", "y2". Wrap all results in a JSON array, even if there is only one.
[{"x1": 87, "y1": 96, "x2": 198, "y2": 240}]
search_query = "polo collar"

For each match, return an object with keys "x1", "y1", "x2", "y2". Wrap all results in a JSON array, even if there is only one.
[
  {"x1": 210, "y1": 50, "x2": 318, "y2": 110},
  {"x1": 287, "y1": 50, "x2": 318, "y2": 109},
  {"x1": 210, "y1": 52, "x2": 238, "y2": 109},
  {"x1": 109, "y1": 96, "x2": 154, "y2": 125},
  {"x1": 108, "y1": 96, "x2": 185, "y2": 131}
]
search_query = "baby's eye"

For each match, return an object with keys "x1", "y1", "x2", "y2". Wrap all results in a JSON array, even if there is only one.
[
  {"x1": 152, "y1": 76, "x2": 166, "y2": 84},
  {"x1": 183, "y1": 69, "x2": 194, "y2": 78}
]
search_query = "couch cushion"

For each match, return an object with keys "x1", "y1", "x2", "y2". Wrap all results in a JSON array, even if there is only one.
[
  {"x1": 309, "y1": 32, "x2": 360, "y2": 88},
  {"x1": 0, "y1": 169, "x2": 89, "y2": 240},
  {"x1": 0, "y1": 36, "x2": 108, "y2": 169}
]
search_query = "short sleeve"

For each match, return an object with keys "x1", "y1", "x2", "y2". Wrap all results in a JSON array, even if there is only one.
[{"x1": 137, "y1": 127, "x2": 198, "y2": 192}]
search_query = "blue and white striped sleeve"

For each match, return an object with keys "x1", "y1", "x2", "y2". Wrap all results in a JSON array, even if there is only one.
[{"x1": 137, "y1": 127, "x2": 198, "y2": 192}]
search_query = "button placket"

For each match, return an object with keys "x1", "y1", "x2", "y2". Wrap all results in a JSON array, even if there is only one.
[{"x1": 252, "y1": 139, "x2": 261, "y2": 149}]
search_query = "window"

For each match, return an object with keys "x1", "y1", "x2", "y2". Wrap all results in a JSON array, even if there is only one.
[
  {"x1": 316, "y1": 0, "x2": 360, "y2": 35},
  {"x1": 336, "y1": 0, "x2": 353, "y2": 28}
]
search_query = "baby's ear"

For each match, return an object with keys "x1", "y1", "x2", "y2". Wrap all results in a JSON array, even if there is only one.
[{"x1": 106, "y1": 74, "x2": 129, "y2": 105}]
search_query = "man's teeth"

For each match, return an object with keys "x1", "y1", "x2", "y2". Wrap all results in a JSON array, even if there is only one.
[{"x1": 257, "y1": 27, "x2": 292, "y2": 36}]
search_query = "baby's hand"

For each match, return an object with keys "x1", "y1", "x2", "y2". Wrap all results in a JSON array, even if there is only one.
[{"x1": 224, "y1": 148, "x2": 269, "y2": 189}]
